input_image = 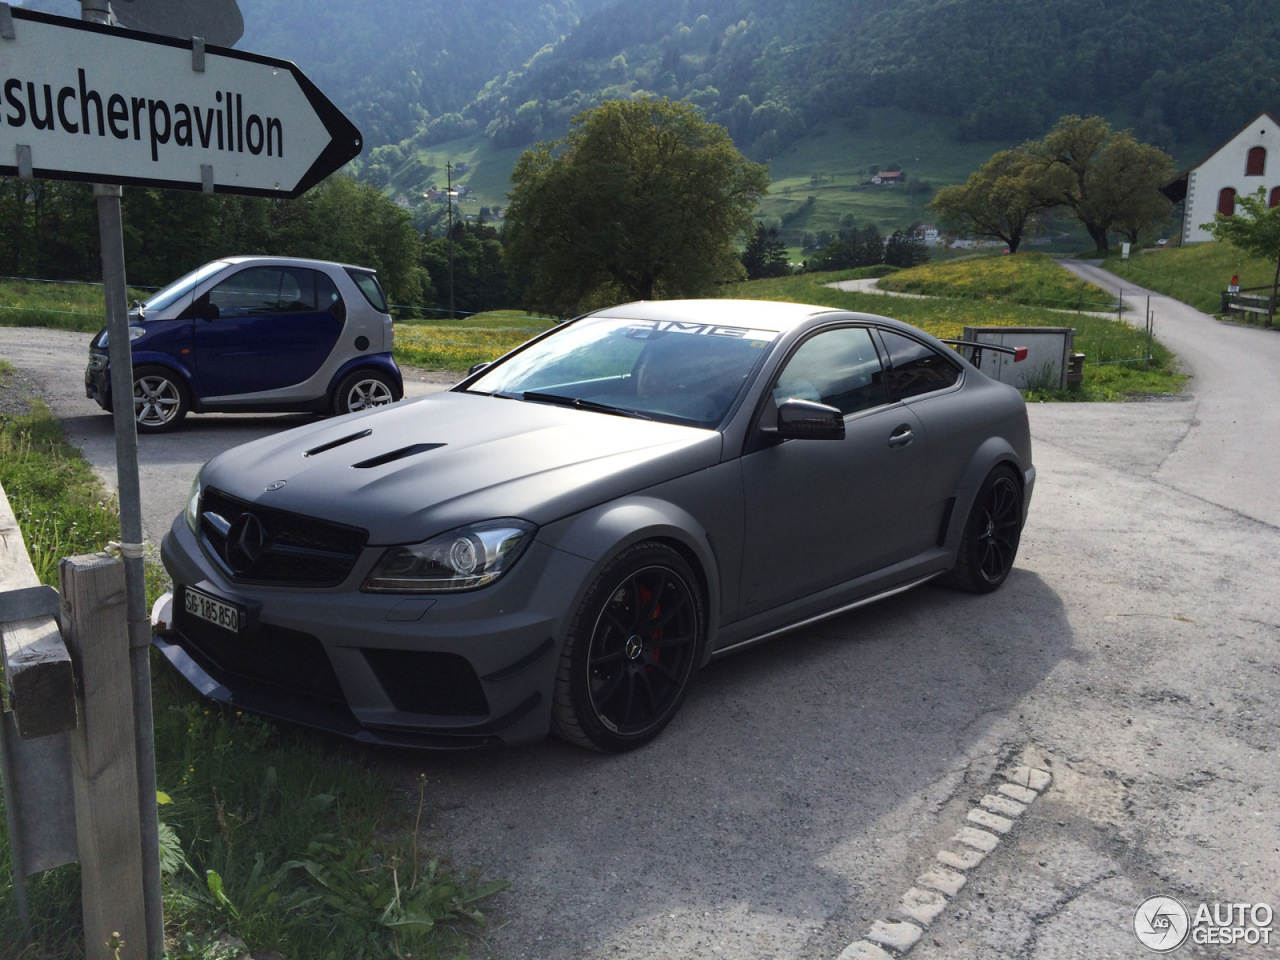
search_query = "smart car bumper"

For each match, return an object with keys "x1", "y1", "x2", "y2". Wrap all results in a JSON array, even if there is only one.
[{"x1": 158, "y1": 515, "x2": 594, "y2": 748}]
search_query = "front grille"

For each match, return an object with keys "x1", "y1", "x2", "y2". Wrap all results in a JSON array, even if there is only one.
[
  {"x1": 200, "y1": 487, "x2": 368, "y2": 586},
  {"x1": 174, "y1": 600, "x2": 347, "y2": 705},
  {"x1": 362, "y1": 648, "x2": 489, "y2": 717}
]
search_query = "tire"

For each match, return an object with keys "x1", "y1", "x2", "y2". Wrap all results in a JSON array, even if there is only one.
[
  {"x1": 332, "y1": 369, "x2": 396, "y2": 415},
  {"x1": 552, "y1": 542, "x2": 705, "y2": 753},
  {"x1": 950, "y1": 464, "x2": 1024, "y2": 593},
  {"x1": 132, "y1": 365, "x2": 189, "y2": 434}
]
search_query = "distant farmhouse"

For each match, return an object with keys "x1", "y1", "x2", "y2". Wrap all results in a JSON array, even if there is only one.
[
  {"x1": 871, "y1": 170, "x2": 904, "y2": 185},
  {"x1": 1163, "y1": 110, "x2": 1280, "y2": 244}
]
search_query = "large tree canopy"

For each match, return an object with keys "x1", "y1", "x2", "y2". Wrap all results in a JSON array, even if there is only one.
[
  {"x1": 932, "y1": 115, "x2": 1175, "y2": 253},
  {"x1": 929, "y1": 146, "x2": 1067, "y2": 253},
  {"x1": 1033, "y1": 115, "x2": 1175, "y2": 251},
  {"x1": 504, "y1": 98, "x2": 770, "y2": 316}
]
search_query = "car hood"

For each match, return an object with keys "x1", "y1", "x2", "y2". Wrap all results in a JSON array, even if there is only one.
[{"x1": 198, "y1": 391, "x2": 723, "y2": 544}]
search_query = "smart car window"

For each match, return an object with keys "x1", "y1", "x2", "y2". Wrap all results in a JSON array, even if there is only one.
[
  {"x1": 880, "y1": 330, "x2": 961, "y2": 399},
  {"x1": 316, "y1": 271, "x2": 342, "y2": 315},
  {"x1": 346, "y1": 269, "x2": 389, "y2": 313},
  {"x1": 773, "y1": 326, "x2": 888, "y2": 415},
  {"x1": 208, "y1": 267, "x2": 293, "y2": 318}
]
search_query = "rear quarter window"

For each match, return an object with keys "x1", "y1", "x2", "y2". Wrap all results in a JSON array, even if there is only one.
[
  {"x1": 346, "y1": 269, "x2": 389, "y2": 313},
  {"x1": 880, "y1": 329, "x2": 961, "y2": 399}
]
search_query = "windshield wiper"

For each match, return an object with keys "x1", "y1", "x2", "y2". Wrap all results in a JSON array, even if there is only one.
[{"x1": 521, "y1": 391, "x2": 652, "y2": 420}]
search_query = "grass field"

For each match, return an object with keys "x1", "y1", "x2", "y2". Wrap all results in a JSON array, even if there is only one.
[
  {"x1": 877, "y1": 252, "x2": 1118, "y2": 311},
  {"x1": 729, "y1": 268, "x2": 1183, "y2": 400},
  {"x1": 1103, "y1": 241, "x2": 1278, "y2": 317}
]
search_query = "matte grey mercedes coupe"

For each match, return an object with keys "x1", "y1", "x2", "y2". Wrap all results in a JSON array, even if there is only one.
[{"x1": 155, "y1": 299, "x2": 1035, "y2": 752}]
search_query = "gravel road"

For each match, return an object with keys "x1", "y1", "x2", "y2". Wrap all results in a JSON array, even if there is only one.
[{"x1": 2, "y1": 276, "x2": 1277, "y2": 959}]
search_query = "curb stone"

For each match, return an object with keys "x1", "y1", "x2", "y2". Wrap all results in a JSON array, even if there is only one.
[{"x1": 835, "y1": 761, "x2": 1053, "y2": 958}]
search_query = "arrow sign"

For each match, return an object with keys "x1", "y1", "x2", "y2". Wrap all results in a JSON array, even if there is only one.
[{"x1": 0, "y1": 8, "x2": 360, "y2": 198}]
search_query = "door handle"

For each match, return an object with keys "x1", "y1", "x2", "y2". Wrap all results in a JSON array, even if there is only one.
[{"x1": 888, "y1": 424, "x2": 914, "y2": 448}]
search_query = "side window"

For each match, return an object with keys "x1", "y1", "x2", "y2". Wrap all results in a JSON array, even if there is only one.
[
  {"x1": 208, "y1": 267, "x2": 292, "y2": 318},
  {"x1": 315, "y1": 271, "x2": 345, "y2": 319},
  {"x1": 772, "y1": 327, "x2": 888, "y2": 416},
  {"x1": 1217, "y1": 187, "x2": 1237, "y2": 216},
  {"x1": 207, "y1": 267, "x2": 332, "y2": 318},
  {"x1": 879, "y1": 330, "x2": 961, "y2": 399}
]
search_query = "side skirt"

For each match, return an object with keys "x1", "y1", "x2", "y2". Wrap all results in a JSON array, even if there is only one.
[{"x1": 709, "y1": 572, "x2": 942, "y2": 660}]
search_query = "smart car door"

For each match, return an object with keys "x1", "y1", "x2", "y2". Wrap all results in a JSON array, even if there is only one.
[
  {"x1": 192, "y1": 266, "x2": 344, "y2": 398},
  {"x1": 738, "y1": 325, "x2": 936, "y2": 616}
]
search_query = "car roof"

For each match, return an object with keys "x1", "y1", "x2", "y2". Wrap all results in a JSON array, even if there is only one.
[
  {"x1": 219, "y1": 254, "x2": 376, "y2": 274},
  {"x1": 592, "y1": 299, "x2": 843, "y2": 334}
]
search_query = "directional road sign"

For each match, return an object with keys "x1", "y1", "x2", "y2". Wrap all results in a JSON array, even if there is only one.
[{"x1": 0, "y1": 7, "x2": 360, "y2": 197}]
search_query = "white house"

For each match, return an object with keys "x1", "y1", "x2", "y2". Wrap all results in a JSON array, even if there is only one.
[{"x1": 1164, "y1": 110, "x2": 1280, "y2": 244}]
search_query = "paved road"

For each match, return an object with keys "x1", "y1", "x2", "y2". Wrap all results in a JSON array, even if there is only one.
[{"x1": 1, "y1": 279, "x2": 1277, "y2": 959}]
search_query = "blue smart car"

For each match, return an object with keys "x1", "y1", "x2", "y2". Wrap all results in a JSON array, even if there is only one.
[{"x1": 85, "y1": 256, "x2": 403, "y2": 433}]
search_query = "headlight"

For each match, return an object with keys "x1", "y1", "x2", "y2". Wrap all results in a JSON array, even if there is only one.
[
  {"x1": 184, "y1": 471, "x2": 203, "y2": 533},
  {"x1": 97, "y1": 326, "x2": 146, "y2": 348},
  {"x1": 363, "y1": 519, "x2": 536, "y2": 593}
]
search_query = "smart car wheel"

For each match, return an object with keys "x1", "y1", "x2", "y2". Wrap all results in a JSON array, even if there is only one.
[
  {"x1": 333, "y1": 370, "x2": 396, "y2": 415},
  {"x1": 553, "y1": 542, "x2": 704, "y2": 753},
  {"x1": 951, "y1": 465, "x2": 1023, "y2": 593},
  {"x1": 132, "y1": 365, "x2": 189, "y2": 433}
]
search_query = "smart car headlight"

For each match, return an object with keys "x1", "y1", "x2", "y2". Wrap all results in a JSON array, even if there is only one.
[
  {"x1": 363, "y1": 519, "x2": 536, "y2": 593},
  {"x1": 97, "y1": 326, "x2": 146, "y2": 348}
]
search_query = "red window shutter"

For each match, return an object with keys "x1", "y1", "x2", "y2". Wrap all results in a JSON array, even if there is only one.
[
  {"x1": 1246, "y1": 146, "x2": 1266, "y2": 176},
  {"x1": 1218, "y1": 187, "x2": 1237, "y2": 215},
  {"x1": 1271, "y1": 187, "x2": 1280, "y2": 209}
]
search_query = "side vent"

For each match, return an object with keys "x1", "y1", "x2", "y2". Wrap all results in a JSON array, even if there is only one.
[
  {"x1": 352, "y1": 443, "x2": 446, "y2": 469},
  {"x1": 304, "y1": 429, "x2": 372, "y2": 457}
]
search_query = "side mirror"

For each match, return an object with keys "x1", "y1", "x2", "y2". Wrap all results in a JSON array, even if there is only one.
[
  {"x1": 772, "y1": 399, "x2": 845, "y2": 440},
  {"x1": 467, "y1": 362, "x2": 489, "y2": 376}
]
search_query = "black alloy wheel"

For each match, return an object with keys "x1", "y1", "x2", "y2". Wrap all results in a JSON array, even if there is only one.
[
  {"x1": 553, "y1": 542, "x2": 704, "y2": 752},
  {"x1": 951, "y1": 465, "x2": 1023, "y2": 593}
]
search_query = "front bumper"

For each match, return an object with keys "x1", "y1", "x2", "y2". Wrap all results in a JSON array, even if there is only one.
[
  {"x1": 85, "y1": 351, "x2": 110, "y2": 410},
  {"x1": 158, "y1": 514, "x2": 595, "y2": 748}
]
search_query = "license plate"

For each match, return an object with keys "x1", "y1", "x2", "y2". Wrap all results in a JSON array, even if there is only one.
[{"x1": 183, "y1": 586, "x2": 245, "y2": 634}]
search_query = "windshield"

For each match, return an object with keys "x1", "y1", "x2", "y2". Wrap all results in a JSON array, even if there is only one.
[
  {"x1": 466, "y1": 315, "x2": 780, "y2": 427},
  {"x1": 143, "y1": 260, "x2": 229, "y2": 315}
]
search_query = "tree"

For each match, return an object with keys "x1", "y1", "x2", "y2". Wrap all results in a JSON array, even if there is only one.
[
  {"x1": 504, "y1": 97, "x2": 770, "y2": 316},
  {"x1": 929, "y1": 146, "x2": 1064, "y2": 253},
  {"x1": 1033, "y1": 115, "x2": 1175, "y2": 252},
  {"x1": 741, "y1": 222, "x2": 790, "y2": 279},
  {"x1": 1202, "y1": 186, "x2": 1280, "y2": 325},
  {"x1": 883, "y1": 228, "x2": 928, "y2": 268}
]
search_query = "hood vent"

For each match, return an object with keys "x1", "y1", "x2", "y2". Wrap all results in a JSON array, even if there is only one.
[
  {"x1": 352, "y1": 443, "x2": 446, "y2": 470},
  {"x1": 304, "y1": 429, "x2": 372, "y2": 458}
]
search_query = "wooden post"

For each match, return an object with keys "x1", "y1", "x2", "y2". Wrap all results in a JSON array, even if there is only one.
[{"x1": 59, "y1": 554, "x2": 147, "y2": 960}]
